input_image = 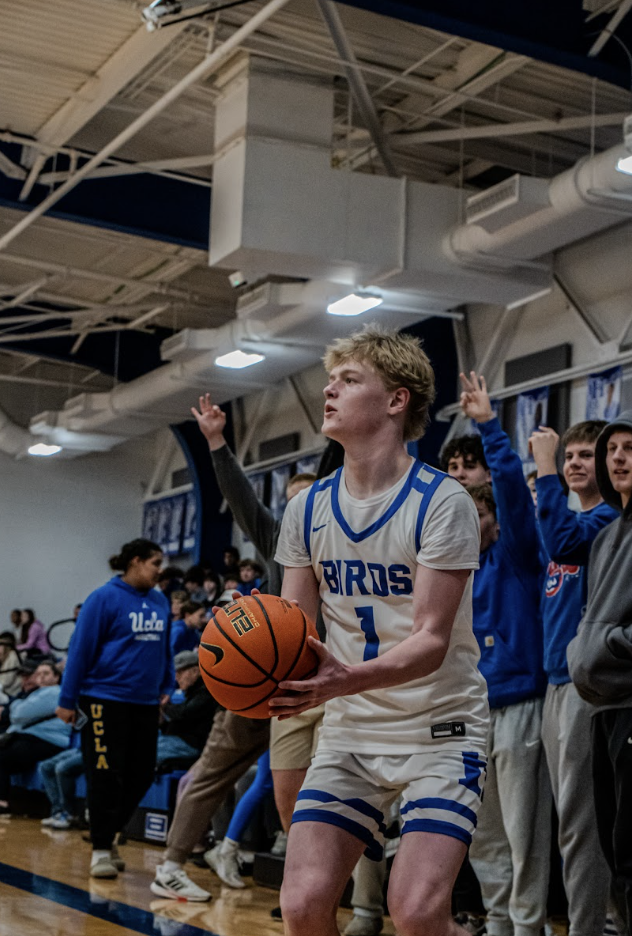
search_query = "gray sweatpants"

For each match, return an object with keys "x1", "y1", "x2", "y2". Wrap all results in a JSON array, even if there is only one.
[
  {"x1": 469, "y1": 697, "x2": 552, "y2": 936},
  {"x1": 541, "y1": 682, "x2": 610, "y2": 936}
]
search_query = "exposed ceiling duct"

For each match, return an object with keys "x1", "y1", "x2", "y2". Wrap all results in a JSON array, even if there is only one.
[{"x1": 15, "y1": 54, "x2": 632, "y2": 460}]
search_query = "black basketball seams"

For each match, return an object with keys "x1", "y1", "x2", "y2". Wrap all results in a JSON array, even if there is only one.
[
  {"x1": 251, "y1": 594, "x2": 280, "y2": 676},
  {"x1": 206, "y1": 608, "x2": 280, "y2": 687},
  {"x1": 199, "y1": 657, "x2": 272, "y2": 689},
  {"x1": 232, "y1": 678, "x2": 285, "y2": 714}
]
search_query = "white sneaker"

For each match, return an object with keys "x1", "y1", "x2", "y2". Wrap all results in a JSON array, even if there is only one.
[
  {"x1": 204, "y1": 843, "x2": 245, "y2": 889},
  {"x1": 150, "y1": 864, "x2": 211, "y2": 902},
  {"x1": 90, "y1": 855, "x2": 118, "y2": 879},
  {"x1": 270, "y1": 830, "x2": 287, "y2": 857},
  {"x1": 111, "y1": 843, "x2": 126, "y2": 872},
  {"x1": 41, "y1": 814, "x2": 61, "y2": 827},
  {"x1": 51, "y1": 813, "x2": 74, "y2": 830}
]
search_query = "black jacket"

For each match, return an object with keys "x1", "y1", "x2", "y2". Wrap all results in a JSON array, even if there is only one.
[{"x1": 161, "y1": 676, "x2": 218, "y2": 751}]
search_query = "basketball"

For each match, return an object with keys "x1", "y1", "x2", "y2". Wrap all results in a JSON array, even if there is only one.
[{"x1": 198, "y1": 594, "x2": 320, "y2": 718}]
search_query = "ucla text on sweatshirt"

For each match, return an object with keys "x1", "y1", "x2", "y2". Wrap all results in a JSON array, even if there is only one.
[
  {"x1": 536, "y1": 475, "x2": 618, "y2": 684},
  {"x1": 59, "y1": 576, "x2": 173, "y2": 709}
]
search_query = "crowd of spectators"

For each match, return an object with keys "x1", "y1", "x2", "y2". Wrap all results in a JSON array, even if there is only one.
[{"x1": 2, "y1": 376, "x2": 632, "y2": 935}]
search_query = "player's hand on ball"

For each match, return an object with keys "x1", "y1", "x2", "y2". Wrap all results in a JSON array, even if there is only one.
[
  {"x1": 459, "y1": 371, "x2": 494, "y2": 424},
  {"x1": 269, "y1": 638, "x2": 352, "y2": 719}
]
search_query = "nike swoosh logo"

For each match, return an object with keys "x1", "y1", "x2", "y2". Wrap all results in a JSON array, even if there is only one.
[
  {"x1": 200, "y1": 643, "x2": 224, "y2": 665},
  {"x1": 525, "y1": 740, "x2": 540, "y2": 748},
  {"x1": 312, "y1": 523, "x2": 328, "y2": 532}
]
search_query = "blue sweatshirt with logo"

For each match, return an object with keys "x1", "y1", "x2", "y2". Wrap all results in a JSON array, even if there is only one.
[
  {"x1": 536, "y1": 475, "x2": 618, "y2": 684},
  {"x1": 59, "y1": 576, "x2": 173, "y2": 709},
  {"x1": 170, "y1": 618, "x2": 201, "y2": 656},
  {"x1": 475, "y1": 418, "x2": 547, "y2": 708}
]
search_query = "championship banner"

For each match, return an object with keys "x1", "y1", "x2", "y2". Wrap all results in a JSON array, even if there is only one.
[
  {"x1": 296, "y1": 454, "x2": 321, "y2": 476},
  {"x1": 156, "y1": 497, "x2": 173, "y2": 553},
  {"x1": 142, "y1": 501, "x2": 160, "y2": 542},
  {"x1": 516, "y1": 387, "x2": 549, "y2": 468},
  {"x1": 586, "y1": 366, "x2": 622, "y2": 421}
]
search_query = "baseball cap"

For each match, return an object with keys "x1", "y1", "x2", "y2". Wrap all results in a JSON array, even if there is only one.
[{"x1": 174, "y1": 650, "x2": 199, "y2": 672}]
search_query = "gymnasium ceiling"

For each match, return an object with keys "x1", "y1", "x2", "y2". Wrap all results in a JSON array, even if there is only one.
[{"x1": 0, "y1": 0, "x2": 631, "y2": 429}]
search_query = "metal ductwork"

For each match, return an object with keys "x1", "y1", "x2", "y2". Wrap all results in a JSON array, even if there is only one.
[
  {"x1": 445, "y1": 144, "x2": 632, "y2": 269},
  {"x1": 0, "y1": 405, "x2": 33, "y2": 458}
]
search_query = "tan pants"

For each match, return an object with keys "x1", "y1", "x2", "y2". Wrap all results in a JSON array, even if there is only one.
[{"x1": 165, "y1": 709, "x2": 270, "y2": 864}]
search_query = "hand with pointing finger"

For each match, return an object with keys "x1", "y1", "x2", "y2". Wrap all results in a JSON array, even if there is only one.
[
  {"x1": 191, "y1": 393, "x2": 227, "y2": 452},
  {"x1": 459, "y1": 371, "x2": 495, "y2": 424}
]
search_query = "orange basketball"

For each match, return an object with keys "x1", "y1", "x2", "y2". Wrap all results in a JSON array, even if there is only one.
[{"x1": 199, "y1": 594, "x2": 320, "y2": 718}]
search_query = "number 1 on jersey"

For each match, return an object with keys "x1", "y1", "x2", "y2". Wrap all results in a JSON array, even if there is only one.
[{"x1": 355, "y1": 606, "x2": 379, "y2": 661}]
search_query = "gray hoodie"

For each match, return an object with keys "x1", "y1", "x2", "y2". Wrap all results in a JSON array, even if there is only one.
[{"x1": 567, "y1": 410, "x2": 632, "y2": 709}]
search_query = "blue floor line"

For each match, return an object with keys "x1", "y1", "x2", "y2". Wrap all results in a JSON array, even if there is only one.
[{"x1": 0, "y1": 860, "x2": 219, "y2": 936}]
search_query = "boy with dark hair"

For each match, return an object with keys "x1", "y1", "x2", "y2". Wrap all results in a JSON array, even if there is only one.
[
  {"x1": 530, "y1": 417, "x2": 618, "y2": 936},
  {"x1": 441, "y1": 435, "x2": 490, "y2": 487},
  {"x1": 568, "y1": 412, "x2": 632, "y2": 933},
  {"x1": 460, "y1": 375, "x2": 550, "y2": 936}
]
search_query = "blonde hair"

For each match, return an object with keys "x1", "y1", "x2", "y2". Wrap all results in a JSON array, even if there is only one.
[{"x1": 323, "y1": 325, "x2": 436, "y2": 441}]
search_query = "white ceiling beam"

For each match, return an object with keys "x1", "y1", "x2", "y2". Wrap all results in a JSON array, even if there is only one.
[
  {"x1": 0, "y1": 151, "x2": 26, "y2": 181},
  {"x1": 589, "y1": 0, "x2": 632, "y2": 55},
  {"x1": 0, "y1": 0, "x2": 292, "y2": 254},
  {"x1": 37, "y1": 153, "x2": 217, "y2": 186},
  {"x1": 394, "y1": 111, "x2": 629, "y2": 146}
]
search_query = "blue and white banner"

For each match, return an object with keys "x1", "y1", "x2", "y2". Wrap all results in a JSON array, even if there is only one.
[
  {"x1": 270, "y1": 464, "x2": 291, "y2": 522},
  {"x1": 142, "y1": 501, "x2": 160, "y2": 542},
  {"x1": 295, "y1": 454, "x2": 321, "y2": 476},
  {"x1": 182, "y1": 490, "x2": 197, "y2": 553},
  {"x1": 586, "y1": 366, "x2": 622, "y2": 421},
  {"x1": 165, "y1": 494, "x2": 186, "y2": 556},
  {"x1": 516, "y1": 387, "x2": 549, "y2": 468}
]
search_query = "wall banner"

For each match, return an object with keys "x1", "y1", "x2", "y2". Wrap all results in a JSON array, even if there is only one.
[
  {"x1": 516, "y1": 387, "x2": 549, "y2": 468},
  {"x1": 586, "y1": 365, "x2": 622, "y2": 421}
]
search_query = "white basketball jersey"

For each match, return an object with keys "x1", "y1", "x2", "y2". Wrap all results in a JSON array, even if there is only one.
[{"x1": 275, "y1": 459, "x2": 489, "y2": 755}]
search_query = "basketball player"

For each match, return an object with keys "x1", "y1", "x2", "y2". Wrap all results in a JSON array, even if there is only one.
[{"x1": 272, "y1": 326, "x2": 488, "y2": 936}]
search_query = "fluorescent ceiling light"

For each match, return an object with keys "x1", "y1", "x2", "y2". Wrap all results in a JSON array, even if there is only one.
[
  {"x1": 215, "y1": 349, "x2": 265, "y2": 369},
  {"x1": 327, "y1": 293, "x2": 383, "y2": 316},
  {"x1": 616, "y1": 155, "x2": 632, "y2": 175},
  {"x1": 28, "y1": 443, "x2": 62, "y2": 457}
]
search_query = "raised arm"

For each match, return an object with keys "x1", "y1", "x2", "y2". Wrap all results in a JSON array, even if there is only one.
[
  {"x1": 192, "y1": 394, "x2": 278, "y2": 559},
  {"x1": 460, "y1": 371, "x2": 539, "y2": 566}
]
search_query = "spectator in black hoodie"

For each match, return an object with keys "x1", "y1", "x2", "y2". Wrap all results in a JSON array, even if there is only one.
[
  {"x1": 157, "y1": 651, "x2": 217, "y2": 768},
  {"x1": 568, "y1": 410, "x2": 632, "y2": 933}
]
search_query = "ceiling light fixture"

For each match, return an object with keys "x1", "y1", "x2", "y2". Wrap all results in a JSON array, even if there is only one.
[
  {"x1": 326, "y1": 293, "x2": 383, "y2": 317},
  {"x1": 28, "y1": 442, "x2": 62, "y2": 457},
  {"x1": 617, "y1": 154, "x2": 632, "y2": 175},
  {"x1": 215, "y1": 349, "x2": 265, "y2": 369}
]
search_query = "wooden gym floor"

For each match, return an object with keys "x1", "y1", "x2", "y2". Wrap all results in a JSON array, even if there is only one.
[{"x1": 0, "y1": 815, "x2": 398, "y2": 936}]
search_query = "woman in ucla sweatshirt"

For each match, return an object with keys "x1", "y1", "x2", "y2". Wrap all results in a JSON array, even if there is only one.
[{"x1": 56, "y1": 538, "x2": 173, "y2": 880}]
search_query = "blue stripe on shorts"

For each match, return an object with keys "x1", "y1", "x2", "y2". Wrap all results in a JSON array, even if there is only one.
[
  {"x1": 291, "y1": 809, "x2": 384, "y2": 861},
  {"x1": 401, "y1": 817, "x2": 473, "y2": 846}
]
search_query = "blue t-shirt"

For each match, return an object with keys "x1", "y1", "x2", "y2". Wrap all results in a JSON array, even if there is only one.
[
  {"x1": 60, "y1": 576, "x2": 173, "y2": 708},
  {"x1": 536, "y1": 475, "x2": 618, "y2": 683},
  {"x1": 170, "y1": 619, "x2": 201, "y2": 656}
]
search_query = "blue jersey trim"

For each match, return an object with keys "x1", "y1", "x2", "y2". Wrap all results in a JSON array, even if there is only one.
[
  {"x1": 400, "y1": 796, "x2": 478, "y2": 827},
  {"x1": 292, "y1": 810, "x2": 384, "y2": 861},
  {"x1": 303, "y1": 475, "x2": 336, "y2": 559},
  {"x1": 414, "y1": 466, "x2": 447, "y2": 554},
  {"x1": 401, "y1": 817, "x2": 472, "y2": 846},
  {"x1": 330, "y1": 460, "x2": 426, "y2": 543},
  {"x1": 458, "y1": 751, "x2": 487, "y2": 797},
  {"x1": 296, "y1": 788, "x2": 386, "y2": 834}
]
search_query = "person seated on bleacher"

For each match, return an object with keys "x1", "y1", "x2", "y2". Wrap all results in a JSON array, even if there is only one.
[
  {"x1": 169, "y1": 602, "x2": 206, "y2": 657},
  {"x1": 16, "y1": 609, "x2": 51, "y2": 657},
  {"x1": 0, "y1": 659, "x2": 40, "y2": 734},
  {"x1": 39, "y1": 743, "x2": 84, "y2": 830},
  {"x1": 0, "y1": 662, "x2": 71, "y2": 816},
  {"x1": 157, "y1": 651, "x2": 217, "y2": 770},
  {"x1": 0, "y1": 632, "x2": 21, "y2": 700}
]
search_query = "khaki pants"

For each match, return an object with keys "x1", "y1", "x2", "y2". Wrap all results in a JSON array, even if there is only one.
[{"x1": 165, "y1": 709, "x2": 270, "y2": 864}]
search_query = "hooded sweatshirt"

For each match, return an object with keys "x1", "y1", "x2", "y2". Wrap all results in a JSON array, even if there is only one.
[
  {"x1": 59, "y1": 576, "x2": 173, "y2": 709},
  {"x1": 474, "y1": 418, "x2": 547, "y2": 707},
  {"x1": 567, "y1": 411, "x2": 632, "y2": 710}
]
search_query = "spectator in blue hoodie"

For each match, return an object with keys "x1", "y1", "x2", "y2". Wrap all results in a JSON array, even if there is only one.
[
  {"x1": 169, "y1": 601, "x2": 205, "y2": 656},
  {"x1": 56, "y1": 538, "x2": 173, "y2": 881},
  {"x1": 0, "y1": 662, "x2": 71, "y2": 815},
  {"x1": 454, "y1": 372, "x2": 550, "y2": 936},
  {"x1": 529, "y1": 418, "x2": 618, "y2": 936}
]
